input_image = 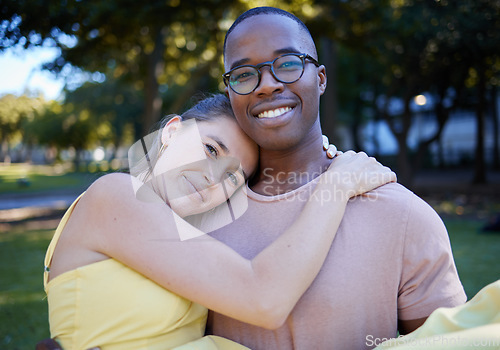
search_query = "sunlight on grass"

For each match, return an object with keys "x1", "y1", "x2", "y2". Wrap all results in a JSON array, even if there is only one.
[
  {"x1": 0, "y1": 291, "x2": 47, "y2": 305},
  {"x1": 0, "y1": 163, "x2": 96, "y2": 194}
]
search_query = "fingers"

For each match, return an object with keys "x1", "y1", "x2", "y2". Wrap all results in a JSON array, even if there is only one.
[
  {"x1": 322, "y1": 135, "x2": 329, "y2": 150},
  {"x1": 326, "y1": 145, "x2": 338, "y2": 158},
  {"x1": 325, "y1": 150, "x2": 396, "y2": 195},
  {"x1": 386, "y1": 169, "x2": 397, "y2": 183},
  {"x1": 341, "y1": 150, "x2": 356, "y2": 158}
]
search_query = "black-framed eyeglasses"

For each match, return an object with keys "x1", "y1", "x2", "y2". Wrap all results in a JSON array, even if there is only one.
[{"x1": 222, "y1": 53, "x2": 320, "y2": 95}]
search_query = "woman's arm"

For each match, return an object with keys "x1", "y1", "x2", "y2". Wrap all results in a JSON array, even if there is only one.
[{"x1": 79, "y1": 152, "x2": 394, "y2": 329}]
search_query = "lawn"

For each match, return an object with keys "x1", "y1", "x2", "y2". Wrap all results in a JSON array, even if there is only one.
[
  {"x1": 0, "y1": 228, "x2": 54, "y2": 349},
  {"x1": 0, "y1": 163, "x2": 107, "y2": 195},
  {"x1": 445, "y1": 218, "x2": 500, "y2": 298},
  {"x1": 1, "y1": 218, "x2": 499, "y2": 349}
]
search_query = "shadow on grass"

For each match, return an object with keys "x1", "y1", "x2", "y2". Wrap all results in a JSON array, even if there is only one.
[
  {"x1": 0, "y1": 229, "x2": 52, "y2": 349},
  {"x1": 1, "y1": 299, "x2": 49, "y2": 349}
]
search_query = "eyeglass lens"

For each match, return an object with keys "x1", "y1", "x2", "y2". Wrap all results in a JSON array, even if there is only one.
[{"x1": 228, "y1": 54, "x2": 304, "y2": 94}]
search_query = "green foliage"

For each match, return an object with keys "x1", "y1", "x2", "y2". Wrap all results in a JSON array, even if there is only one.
[
  {"x1": 0, "y1": 0, "x2": 324, "y2": 137},
  {"x1": 0, "y1": 0, "x2": 245, "y2": 134},
  {"x1": 0, "y1": 94, "x2": 46, "y2": 146},
  {"x1": 309, "y1": 0, "x2": 500, "y2": 183},
  {"x1": 63, "y1": 77, "x2": 143, "y2": 144},
  {"x1": 1, "y1": 0, "x2": 499, "y2": 174}
]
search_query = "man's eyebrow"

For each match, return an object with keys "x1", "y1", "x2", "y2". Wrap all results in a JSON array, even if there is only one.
[
  {"x1": 274, "y1": 46, "x2": 301, "y2": 55},
  {"x1": 229, "y1": 47, "x2": 302, "y2": 70},
  {"x1": 230, "y1": 58, "x2": 250, "y2": 70}
]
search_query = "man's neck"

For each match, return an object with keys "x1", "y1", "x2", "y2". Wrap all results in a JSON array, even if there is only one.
[{"x1": 250, "y1": 132, "x2": 333, "y2": 196}]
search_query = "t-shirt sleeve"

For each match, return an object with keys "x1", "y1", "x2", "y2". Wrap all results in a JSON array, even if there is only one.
[{"x1": 398, "y1": 193, "x2": 467, "y2": 321}]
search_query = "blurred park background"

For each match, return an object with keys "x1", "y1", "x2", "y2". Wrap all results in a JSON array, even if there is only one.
[{"x1": 0, "y1": 0, "x2": 499, "y2": 348}]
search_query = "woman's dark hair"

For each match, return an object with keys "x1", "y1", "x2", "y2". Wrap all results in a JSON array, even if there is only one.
[
  {"x1": 155, "y1": 93, "x2": 234, "y2": 131},
  {"x1": 130, "y1": 93, "x2": 235, "y2": 180},
  {"x1": 180, "y1": 93, "x2": 235, "y2": 123}
]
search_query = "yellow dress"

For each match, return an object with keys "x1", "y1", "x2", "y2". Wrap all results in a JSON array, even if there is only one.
[
  {"x1": 43, "y1": 195, "x2": 250, "y2": 350},
  {"x1": 375, "y1": 279, "x2": 500, "y2": 349}
]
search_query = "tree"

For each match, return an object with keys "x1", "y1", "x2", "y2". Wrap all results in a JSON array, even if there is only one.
[
  {"x1": 0, "y1": 93, "x2": 46, "y2": 162},
  {"x1": 1, "y1": 0, "x2": 235, "y2": 137},
  {"x1": 25, "y1": 99, "x2": 98, "y2": 166},
  {"x1": 312, "y1": 0, "x2": 500, "y2": 185},
  {"x1": 63, "y1": 77, "x2": 143, "y2": 157}
]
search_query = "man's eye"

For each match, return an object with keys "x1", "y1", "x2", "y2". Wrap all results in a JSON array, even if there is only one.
[
  {"x1": 277, "y1": 60, "x2": 301, "y2": 70},
  {"x1": 234, "y1": 71, "x2": 256, "y2": 82},
  {"x1": 205, "y1": 144, "x2": 218, "y2": 157},
  {"x1": 227, "y1": 172, "x2": 238, "y2": 186}
]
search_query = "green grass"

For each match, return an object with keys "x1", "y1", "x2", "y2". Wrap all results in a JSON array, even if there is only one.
[
  {"x1": 444, "y1": 218, "x2": 500, "y2": 299},
  {"x1": 0, "y1": 228, "x2": 53, "y2": 349},
  {"x1": 0, "y1": 163, "x2": 104, "y2": 194},
  {"x1": 0, "y1": 219, "x2": 499, "y2": 349}
]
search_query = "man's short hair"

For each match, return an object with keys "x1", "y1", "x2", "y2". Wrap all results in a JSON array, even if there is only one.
[{"x1": 223, "y1": 7, "x2": 317, "y2": 57}]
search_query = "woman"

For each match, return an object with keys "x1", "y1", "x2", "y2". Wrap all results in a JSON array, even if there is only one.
[{"x1": 43, "y1": 94, "x2": 395, "y2": 349}]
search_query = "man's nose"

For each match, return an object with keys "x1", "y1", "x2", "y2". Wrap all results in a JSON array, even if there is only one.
[{"x1": 254, "y1": 66, "x2": 284, "y2": 95}]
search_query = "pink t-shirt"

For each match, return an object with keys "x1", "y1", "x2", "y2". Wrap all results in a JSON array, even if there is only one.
[{"x1": 208, "y1": 177, "x2": 466, "y2": 350}]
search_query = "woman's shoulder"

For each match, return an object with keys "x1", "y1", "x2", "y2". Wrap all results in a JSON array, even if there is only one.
[
  {"x1": 89, "y1": 172, "x2": 133, "y2": 190},
  {"x1": 84, "y1": 173, "x2": 164, "y2": 215},
  {"x1": 85, "y1": 173, "x2": 138, "y2": 199},
  {"x1": 80, "y1": 173, "x2": 136, "y2": 212}
]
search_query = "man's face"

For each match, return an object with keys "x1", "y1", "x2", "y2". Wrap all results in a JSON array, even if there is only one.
[{"x1": 224, "y1": 14, "x2": 327, "y2": 151}]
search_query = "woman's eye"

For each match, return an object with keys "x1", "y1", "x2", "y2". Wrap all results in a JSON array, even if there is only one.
[
  {"x1": 227, "y1": 172, "x2": 238, "y2": 186},
  {"x1": 205, "y1": 144, "x2": 218, "y2": 157}
]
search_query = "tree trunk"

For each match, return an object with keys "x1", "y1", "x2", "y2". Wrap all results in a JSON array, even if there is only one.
[
  {"x1": 0, "y1": 138, "x2": 9, "y2": 163},
  {"x1": 142, "y1": 27, "x2": 166, "y2": 137},
  {"x1": 396, "y1": 131, "x2": 412, "y2": 187},
  {"x1": 350, "y1": 75, "x2": 363, "y2": 152},
  {"x1": 414, "y1": 91, "x2": 451, "y2": 173},
  {"x1": 319, "y1": 38, "x2": 340, "y2": 147},
  {"x1": 371, "y1": 84, "x2": 381, "y2": 158},
  {"x1": 472, "y1": 62, "x2": 487, "y2": 184},
  {"x1": 24, "y1": 142, "x2": 33, "y2": 164},
  {"x1": 392, "y1": 96, "x2": 413, "y2": 187},
  {"x1": 491, "y1": 85, "x2": 499, "y2": 170}
]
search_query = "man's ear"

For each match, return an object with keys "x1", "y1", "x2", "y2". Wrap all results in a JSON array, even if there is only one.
[
  {"x1": 318, "y1": 65, "x2": 327, "y2": 96},
  {"x1": 224, "y1": 86, "x2": 230, "y2": 98},
  {"x1": 161, "y1": 115, "x2": 182, "y2": 145}
]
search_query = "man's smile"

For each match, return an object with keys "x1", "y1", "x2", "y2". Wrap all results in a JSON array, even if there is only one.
[{"x1": 257, "y1": 106, "x2": 292, "y2": 119}]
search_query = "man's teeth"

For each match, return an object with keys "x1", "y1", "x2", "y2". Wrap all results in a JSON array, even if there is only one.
[{"x1": 257, "y1": 107, "x2": 291, "y2": 119}]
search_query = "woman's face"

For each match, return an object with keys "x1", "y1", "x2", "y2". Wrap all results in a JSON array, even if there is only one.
[{"x1": 154, "y1": 115, "x2": 258, "y2": 218}]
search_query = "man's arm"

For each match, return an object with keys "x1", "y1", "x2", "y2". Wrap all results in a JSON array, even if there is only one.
[{"x1": 397, "y1": 191, "x2": 466, "y2": 330}]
